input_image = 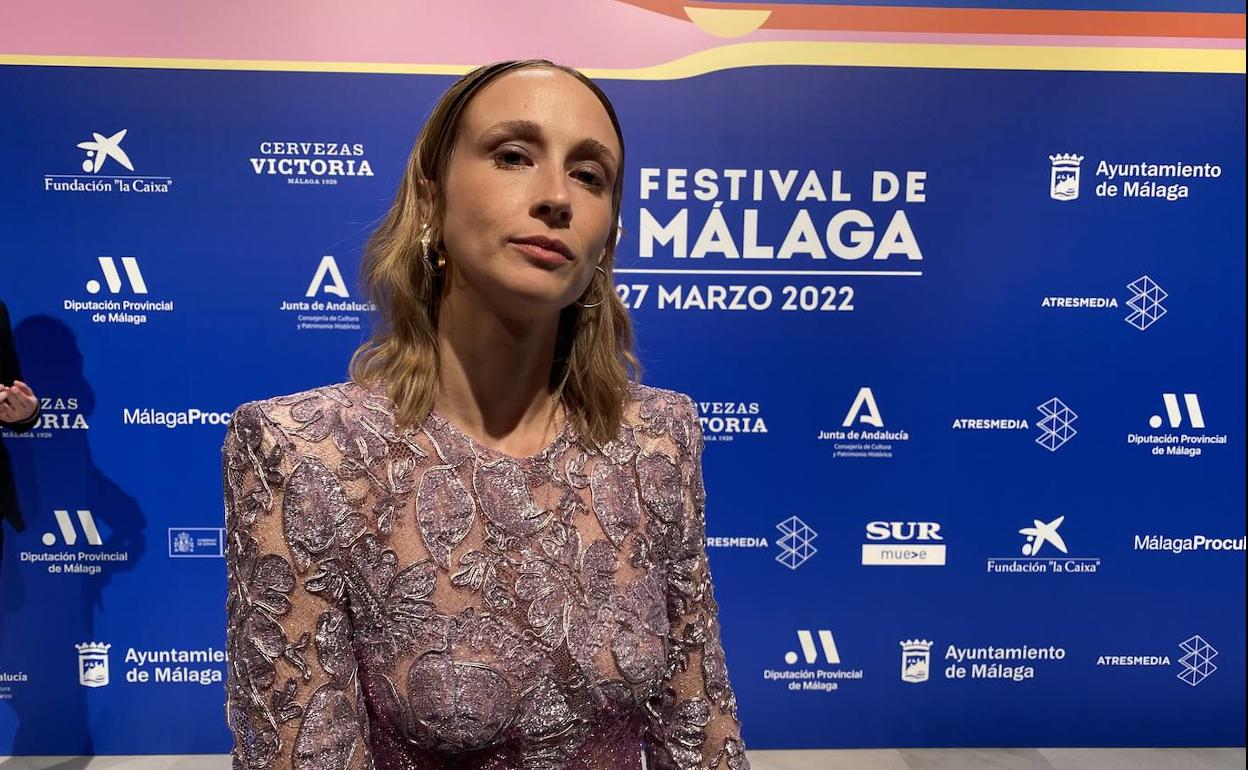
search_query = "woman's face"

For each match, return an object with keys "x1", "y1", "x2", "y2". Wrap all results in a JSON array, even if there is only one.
[{"x1": 439, "y1": 67, "x2": 621, "y2": 320}]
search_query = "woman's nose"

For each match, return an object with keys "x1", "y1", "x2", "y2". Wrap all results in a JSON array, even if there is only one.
[{"x1": 531, "y1": 168, "x2": 573, "y2": 225}]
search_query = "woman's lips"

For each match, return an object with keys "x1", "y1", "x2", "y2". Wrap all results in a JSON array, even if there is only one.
[{"x1": 511, "y1": 241, "x2": 571, "y2": 266}]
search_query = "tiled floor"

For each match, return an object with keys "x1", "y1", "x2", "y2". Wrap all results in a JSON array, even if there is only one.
[{"x1": 0, "y1": 750, "x2": 1243, "y2": 770}]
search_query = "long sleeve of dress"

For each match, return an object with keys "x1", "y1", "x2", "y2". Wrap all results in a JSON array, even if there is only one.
[
  {"x1": 643, "y1": 394, "x2": 750, "y2": 770},
  {"x1": 223, "y1": 401, "x2": 376, "y2": 770}
]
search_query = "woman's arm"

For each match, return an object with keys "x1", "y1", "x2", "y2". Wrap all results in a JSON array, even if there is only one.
[
  {"x1": 223, "y1": 401, "x2": 375, "y2": 770},
  {"x1": 643, "y1": 393, "x2": 750, "y2": 770}
]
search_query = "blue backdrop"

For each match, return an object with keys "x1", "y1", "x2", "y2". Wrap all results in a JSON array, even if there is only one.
[{"x1": 0, "y1": 60, "x2": 1244, "y2": 754}]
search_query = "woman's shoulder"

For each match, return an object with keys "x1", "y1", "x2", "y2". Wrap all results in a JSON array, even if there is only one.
[
  {"x1": 627, "y1": 380, "x2": 695, "y2": 412},
  {"x1": 224, "y1": 379, "x2": 377, "y2": 446},
  {"x1": 622, "y1": 381, "x2": 699, "y2": 438}
]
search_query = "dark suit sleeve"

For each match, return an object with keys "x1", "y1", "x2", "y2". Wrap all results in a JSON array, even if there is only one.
[{"x1": 0, "y1": 300, "x2": 41, "y2": 434}]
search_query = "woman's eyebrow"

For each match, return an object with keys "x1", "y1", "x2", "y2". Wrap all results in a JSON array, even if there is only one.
[{"x1": 480, "y1": 119, "x2": 618, "y2": 174}]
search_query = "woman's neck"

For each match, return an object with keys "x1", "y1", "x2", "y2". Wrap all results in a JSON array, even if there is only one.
[{"x1": 433, "y1": 285, "x2": 565, "y2": 454}]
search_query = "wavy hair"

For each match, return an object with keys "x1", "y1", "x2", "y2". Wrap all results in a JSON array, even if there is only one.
[{"x1": 349, "y1": 59, "x2": 641, "y2": 447}]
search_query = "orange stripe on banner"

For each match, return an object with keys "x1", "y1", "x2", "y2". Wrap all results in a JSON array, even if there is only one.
[{"x1": 624, "y1": 0, "x2": 1246, "y2": 39}]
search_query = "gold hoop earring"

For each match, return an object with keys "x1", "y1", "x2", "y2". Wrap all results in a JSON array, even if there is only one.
[
  {"x1": 575, "y1": 265, "x2": 609, "y2": 309},
  {"x1": 420, "y1": 227, "x2": 445, "y2": 274}
]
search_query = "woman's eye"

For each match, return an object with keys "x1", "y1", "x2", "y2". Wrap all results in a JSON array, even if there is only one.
[
  {"x1": 494, "y1": 149, "x2": 527, "y2": 167},
  {"x1": 575, "y1": 169, "x2": 605, "y2": 189}
]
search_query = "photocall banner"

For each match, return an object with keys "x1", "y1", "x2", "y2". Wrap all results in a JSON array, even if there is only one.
[{"x1": 1, "y1": 0, "x2": 1244, "y2": 756}]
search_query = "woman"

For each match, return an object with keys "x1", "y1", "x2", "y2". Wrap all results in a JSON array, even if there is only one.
[{"x1": 223, "y1": 60, "x2": 749, "y2": 770}]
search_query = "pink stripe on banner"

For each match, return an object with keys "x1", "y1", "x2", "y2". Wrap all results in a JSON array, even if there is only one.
[
  {"x1": 794, "y1": 30, "x2": 1247, "y2": 49},
  {"x1": 1, "y1": 0, "x2": 1240, "y2": 69},
  {"x1": 0, "y1": 0, "x2": 712, "y2": 69}
]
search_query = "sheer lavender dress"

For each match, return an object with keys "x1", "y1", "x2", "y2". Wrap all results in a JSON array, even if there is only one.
[{"x1": 222, "y1": 379, "x2": 750, "y2": 770}]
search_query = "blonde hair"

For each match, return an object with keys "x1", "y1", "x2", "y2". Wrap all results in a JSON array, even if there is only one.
[{"x1": 349, "y1": 59, "x2": 641, "y2": 447}]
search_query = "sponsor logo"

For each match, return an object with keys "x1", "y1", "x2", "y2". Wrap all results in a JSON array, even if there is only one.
[
  {"x1": 87, "y1": 256, "x2": 147, "y2": 295},
  {"x1": 1125, "y1": 276, "x2": 1167, "y2": 330},
  {"x1": 278, "y1": 255, "x2": 375, "y2": 332},
  {"x1": 1035, "y1": 397, "x2": 1078, "y2": 452},
  {"x1": 75, "y1": 642, "x2": 226, "y2": 687},
  {"x1": 707, "y1": 515, "x2": 818, "y2": 570},
  {"x1": 863, "y1": 521, "x2": 946, "y2": 566},
  {"x1": 1133, "y1": 534, "x2": 1245, "y2": 554},
  {"x1": 1038, "y1": 275, "x2": 1167, "y2": 332},
  {"x1": 306, "y1": 254, "x2": 349, "y2": 298},
  {"x1": 1177, "y1": 635, "x2": 1218, "y2": 686},
  {"x1": 77, "y1": 642, "x2": 111, "y2": 687},
  {"x1": 951, "y1": 418, "x2": 1029, "y2": 430},
  {"x1": 250, "y1": 140, "x2": 374, "y2": 185},
  {"x1": 1128, "y1": 393, "x2": 1228, "y2": 458},
  {"x1": 943, "y1": 643, "x2": 1067, "y2": 681},
  {"x1": 0, "y1": 670, "x2": 29, "y2": 701},
  {"x1": 1096, "y1": 655, "x2": 1171, "y2": 668},
  {"x1": 169, "y1": 527, "x2": 225, "y2": 558},
  {"x1": 20, "y1": 509, "x2": 131, "y2": 576},
  {"x1": 1096, "y1": 635, "x2": 1219, "y2": 687},
  {"x1": 987, "y1": 516, "x2": 1101, "y2": 574},
  {"x1": 43, "y1": 509, "x2": 102, "y2": 547},
  {"x1": 818, "y1": 387, "x2": 909, "y2": 459},
  {"x1": 1, "y1": 395, "x2": 90, "y2": 440},
  {"x1": 775, "y1": 516, "x2": 818, "y2": 570},
  {"x1": 44, "y1": 129, "x2": 173, "y2": 194},
  {"x1": 764, "y1": 629, "x2": 864, "y2": 693},
  {"x1": 63, "y1": 257, "x2": 175, "y2": 325},
  {"x1": 1049, "y1": 153, "x2": 1083, "y2": 201},
  {"x1": 706, "y1": 536, "x2": 770, "y2": 548},
  {"x1": 953, "y1": 397, "x2": 1077, "y2": 450},
  {"x1": 1093, "y1": 159, "x2": 1223, "y2": 201},
  {"x1": 696, "y1": 400, "x2": 767, "y2": 441},
  {"x1": 123, "y1": 408, "x2": 233, "y2": 429},
  {"x1": 901, "y1": 639, "x2": 933, "y2": 683}
]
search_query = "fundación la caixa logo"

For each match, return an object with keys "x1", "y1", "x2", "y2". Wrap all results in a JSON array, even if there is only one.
[
  {"x1": 986, "y1": 515, "x2": 1102, "y2": 575},
  {"x1": 44, "y1": 128, "x2": 173, "y2": 194}
]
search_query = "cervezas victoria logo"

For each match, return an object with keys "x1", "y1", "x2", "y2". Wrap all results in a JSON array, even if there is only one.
[
  {"x1": 695, "y1": 399, "x2": 767, "y2": 441},
  {"x1": 250, "y1": 140, "x2": 374, "y2": 185}
]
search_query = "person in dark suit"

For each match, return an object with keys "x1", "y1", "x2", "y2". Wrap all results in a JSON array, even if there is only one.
[{"x1": 1, "y1": 300, "x2": 42, "y2": 564}]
